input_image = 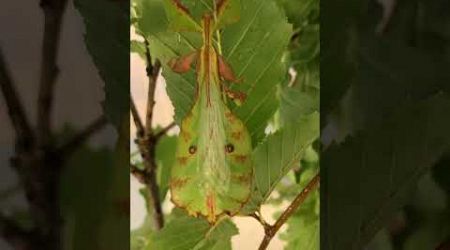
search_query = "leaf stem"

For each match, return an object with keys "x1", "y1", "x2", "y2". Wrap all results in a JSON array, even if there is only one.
[{"x1": 258, "y1": 173, "x2": 320, "y2": 250}]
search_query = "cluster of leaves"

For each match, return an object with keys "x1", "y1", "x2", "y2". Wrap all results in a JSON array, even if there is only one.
[
  {"x1": 62, "y1": 0, "x2": 130, "y2": 248},
  {"x1": 321, "y1": 0, "x2": 450, "y2": 249},
  {"x1": 264, "y1": 0, "x2": 320, "y2": 249},
  {"x1": 60, "y1": 141, "x2": 129, "y2": 250},
  {"x1": 1, "y1": 0, "x2": 128, "y2": 248},
  {"x1": 75, "y1": 0, "x2": 129, "y2": 130},
  {"x1": 130, "y1": 0, "x2": 319, "y2": 249}
]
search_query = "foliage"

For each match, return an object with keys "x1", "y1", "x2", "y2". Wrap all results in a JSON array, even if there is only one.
[
  {"x1": 152, "y1": 209, "x2": 238, "y2": 250},
  {"x1": 61, "y1": 131, "x2": 129, "y2": 250},
  {"x1": 134, "y1": 0, "x2": 292, "y2": 146},
  {"x1": 131, "y1": 0, "x2": 320, "y2": 249},
  {"x1": 321, "y1": 0, "x2": 450, "y2": 249},
  {"x1": 75, "y1": 0, "x2": 129, "y2": 130}
]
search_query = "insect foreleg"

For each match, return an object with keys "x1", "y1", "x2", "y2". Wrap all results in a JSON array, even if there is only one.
[
  {"x1": 221, "y1": 83, "x2": 246, "y2": 105},
  {"x1": 168, "y1": 51, "x2": 198, "y2": 73},
  {"x1": 218, "y1": 55, "x2": 242, "y2": 83}
]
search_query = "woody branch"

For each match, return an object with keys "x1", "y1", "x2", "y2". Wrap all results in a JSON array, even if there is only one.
[
  {"x1": 257, "y1": 173, "x2": 320, "y2": 250},
  {"x1": 0, "y1": 0, "x2": 107, "y2": 248},
  {"x1": 130, "y1": 37, "x2": 175, "y2": 230}
]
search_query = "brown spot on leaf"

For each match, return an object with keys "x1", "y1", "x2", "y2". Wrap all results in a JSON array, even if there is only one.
[
  {"x1": 233, "y1": 154, "x2": 247, "y2": 163},
  {"x1": 225, "y1": 111, "x2": 235, "y2": 123},
  {"x1": 181, "y1": 131, "x2": 191, "y2": 142},
  {"x1": 231, "y1": 131, "x2": 241, "y2": 140},
  {"x1": 217, "y1": 0, "x2": 227, "y2": 11},
  {"x1": 170, "y1": 177, "x2": 190, "y2": 189},
  {"x1": 232, "y1": 174, "x2": 251, "y2": 183},
  {"x1": 171, "y1": 0, "x2": 191, "y2": 14},
  {"x1": 177, "y1": 156, "x2": 189, "y2": 165}
]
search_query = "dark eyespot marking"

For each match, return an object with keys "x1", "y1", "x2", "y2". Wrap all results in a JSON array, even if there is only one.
[
  {"x1": 189, "y1": 145, "x2": 197, "y2": 154},
  {"x1": 225, "y1": 143, "x2": 234, "y2": 153}
]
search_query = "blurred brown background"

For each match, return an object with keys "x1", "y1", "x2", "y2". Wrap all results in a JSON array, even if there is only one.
[{"x1": 0, "y1": 1, "x2": 116, "y2": 249}]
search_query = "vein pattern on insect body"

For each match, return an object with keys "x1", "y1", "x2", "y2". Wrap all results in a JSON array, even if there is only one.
[{"x1": 169, "y1": 13, "x2": 253, "y2": 224}]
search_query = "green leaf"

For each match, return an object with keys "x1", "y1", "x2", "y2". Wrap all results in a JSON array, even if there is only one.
[
  {"x1": 133, "y1": 0, "x2": 168, "y2": 36},
  {"x1": 162, "y1": 0, "x2": 202, "y2": 32},
  {"x1": 327, "y1": 36, "x2": 450, "y2": 143},
  {"x1": 139, "y1": 0, "x2": 292, "y2": 145},
  {"x1": 320, "y1": 0, "x2": 361, "y2": 117},
  {"x1": 322, "y1": 94, "x2": 450, "y2": 250},
  {"x1": 291, "y1": 25, "x2": 320, "y2": 65},
  {"x1": 61, "y1": 148, "x2": 112, "y2": 249},
  {"x1": 131, "y1": 40, "x2": 146, "y2": 60},
  {"x1": 281, "y1": 191, "x2": 319, "y2": 250},
  {"x1": 220, "y1": 0, "x2": 292, "y2": 144},
  {"x1": 193, "y1": 218, "x2": 238, "y2": 250},
  {"x1": 278, "y1": 0, "x2": 319, "y2": 126},
  {"x1": 61, "y1": 146, "x2": 127, "y2": 249},
  {"x1": 131, "y1": 188, "x2": 156, "y2": 250},
  {"x1": 275, "y1": 0, "x2": 318, "y2": 29},
  {"x1": 75, "y1": 0, "x2": 129, "y2": 130},
  {"x1": 214, "y1": 0, "x2": 241, "y2": 30},
  {"x1": 131, "y1": 216, "x2": 154, "y2": 250},
  {"x1": 285, "y1": 165, "x2": 319, "y2": 250},
  {"x1": 155, "y1": 134, "x2": 177, "y2": 199},
  {"x1": 242, "y1": 112, "x2": 319, "y2": 213},
  {"x1": 99, "y1": 120, "x2": 131, "y2": 250},
  {"x1": 279, "y1": 74, "x2": 319, "y2": 125},
  {"x1": 152, "y1": 210, "x2": 238, "y2": 250}
]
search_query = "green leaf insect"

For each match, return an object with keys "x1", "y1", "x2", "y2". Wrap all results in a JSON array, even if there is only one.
[{"x1": 166, "y1": 0, "x2": 252, "y2": 224}]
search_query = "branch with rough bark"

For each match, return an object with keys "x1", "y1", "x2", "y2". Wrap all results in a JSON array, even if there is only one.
[
  {"x1": 0, "y1": 50, "x2": 35, "y2": 151},
  {"x1": 257, "y1": 173, "x2": 320, "y2": 250},
  {"x1": 37, "y1": 0, "x2": 69, "y2": 147},
  {"x1": 0, "y1": 0, "x2": 108, "y2": 249},
  {"x1": 130, "y1": 37, "x2": 174, "y2": 230}
]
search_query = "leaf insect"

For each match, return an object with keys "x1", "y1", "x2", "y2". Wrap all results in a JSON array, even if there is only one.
[{"x1": 165, "y1": 0, "x2": 253, "y2": 224}]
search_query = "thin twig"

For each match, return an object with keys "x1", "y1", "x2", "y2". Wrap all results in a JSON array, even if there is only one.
[
  {"x1": 144, "y1": 38, "x2": 161, "y2": 136},
  {"x1": 37, "y1": 0, "x2": 69, "y2": 147},
  {"x1": 56, "y1": 115, "x2": 108, "y2": 157},
  {"x1": 134, "y1": 137, "x2": 164, "y2": 229},
  {"x1": 130, "y1": 164, "x2": 146, "y2": 184},
  {"x1": 154, "y1": 122, "x2": 176, "y2": 141},
  {"x1": 250, "y1": 212, "x2": 271, "y2": 232},
  {"x1": 130, "y1": 37, "x2": 165, "y2": 229},
  {"x1": 258, "y1": 173, "x2": 320, "y2": 250},
  {"x1": 130, "y1": 97, "x2": 145, "y2": 137},
  {"x1": 0, "y1": 49, "x2": 35, "y2": 151}
]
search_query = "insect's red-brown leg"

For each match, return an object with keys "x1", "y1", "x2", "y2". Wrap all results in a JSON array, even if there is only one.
[
  {"x1": 218, "y1": 55, "x2": 242, "y2": 83},
  {"x1": 168, "y1": 51, "x2": 198, "y2": 73},
  {"x1": 222, "y1": 84, "x2": 246, "y2": 105}
]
